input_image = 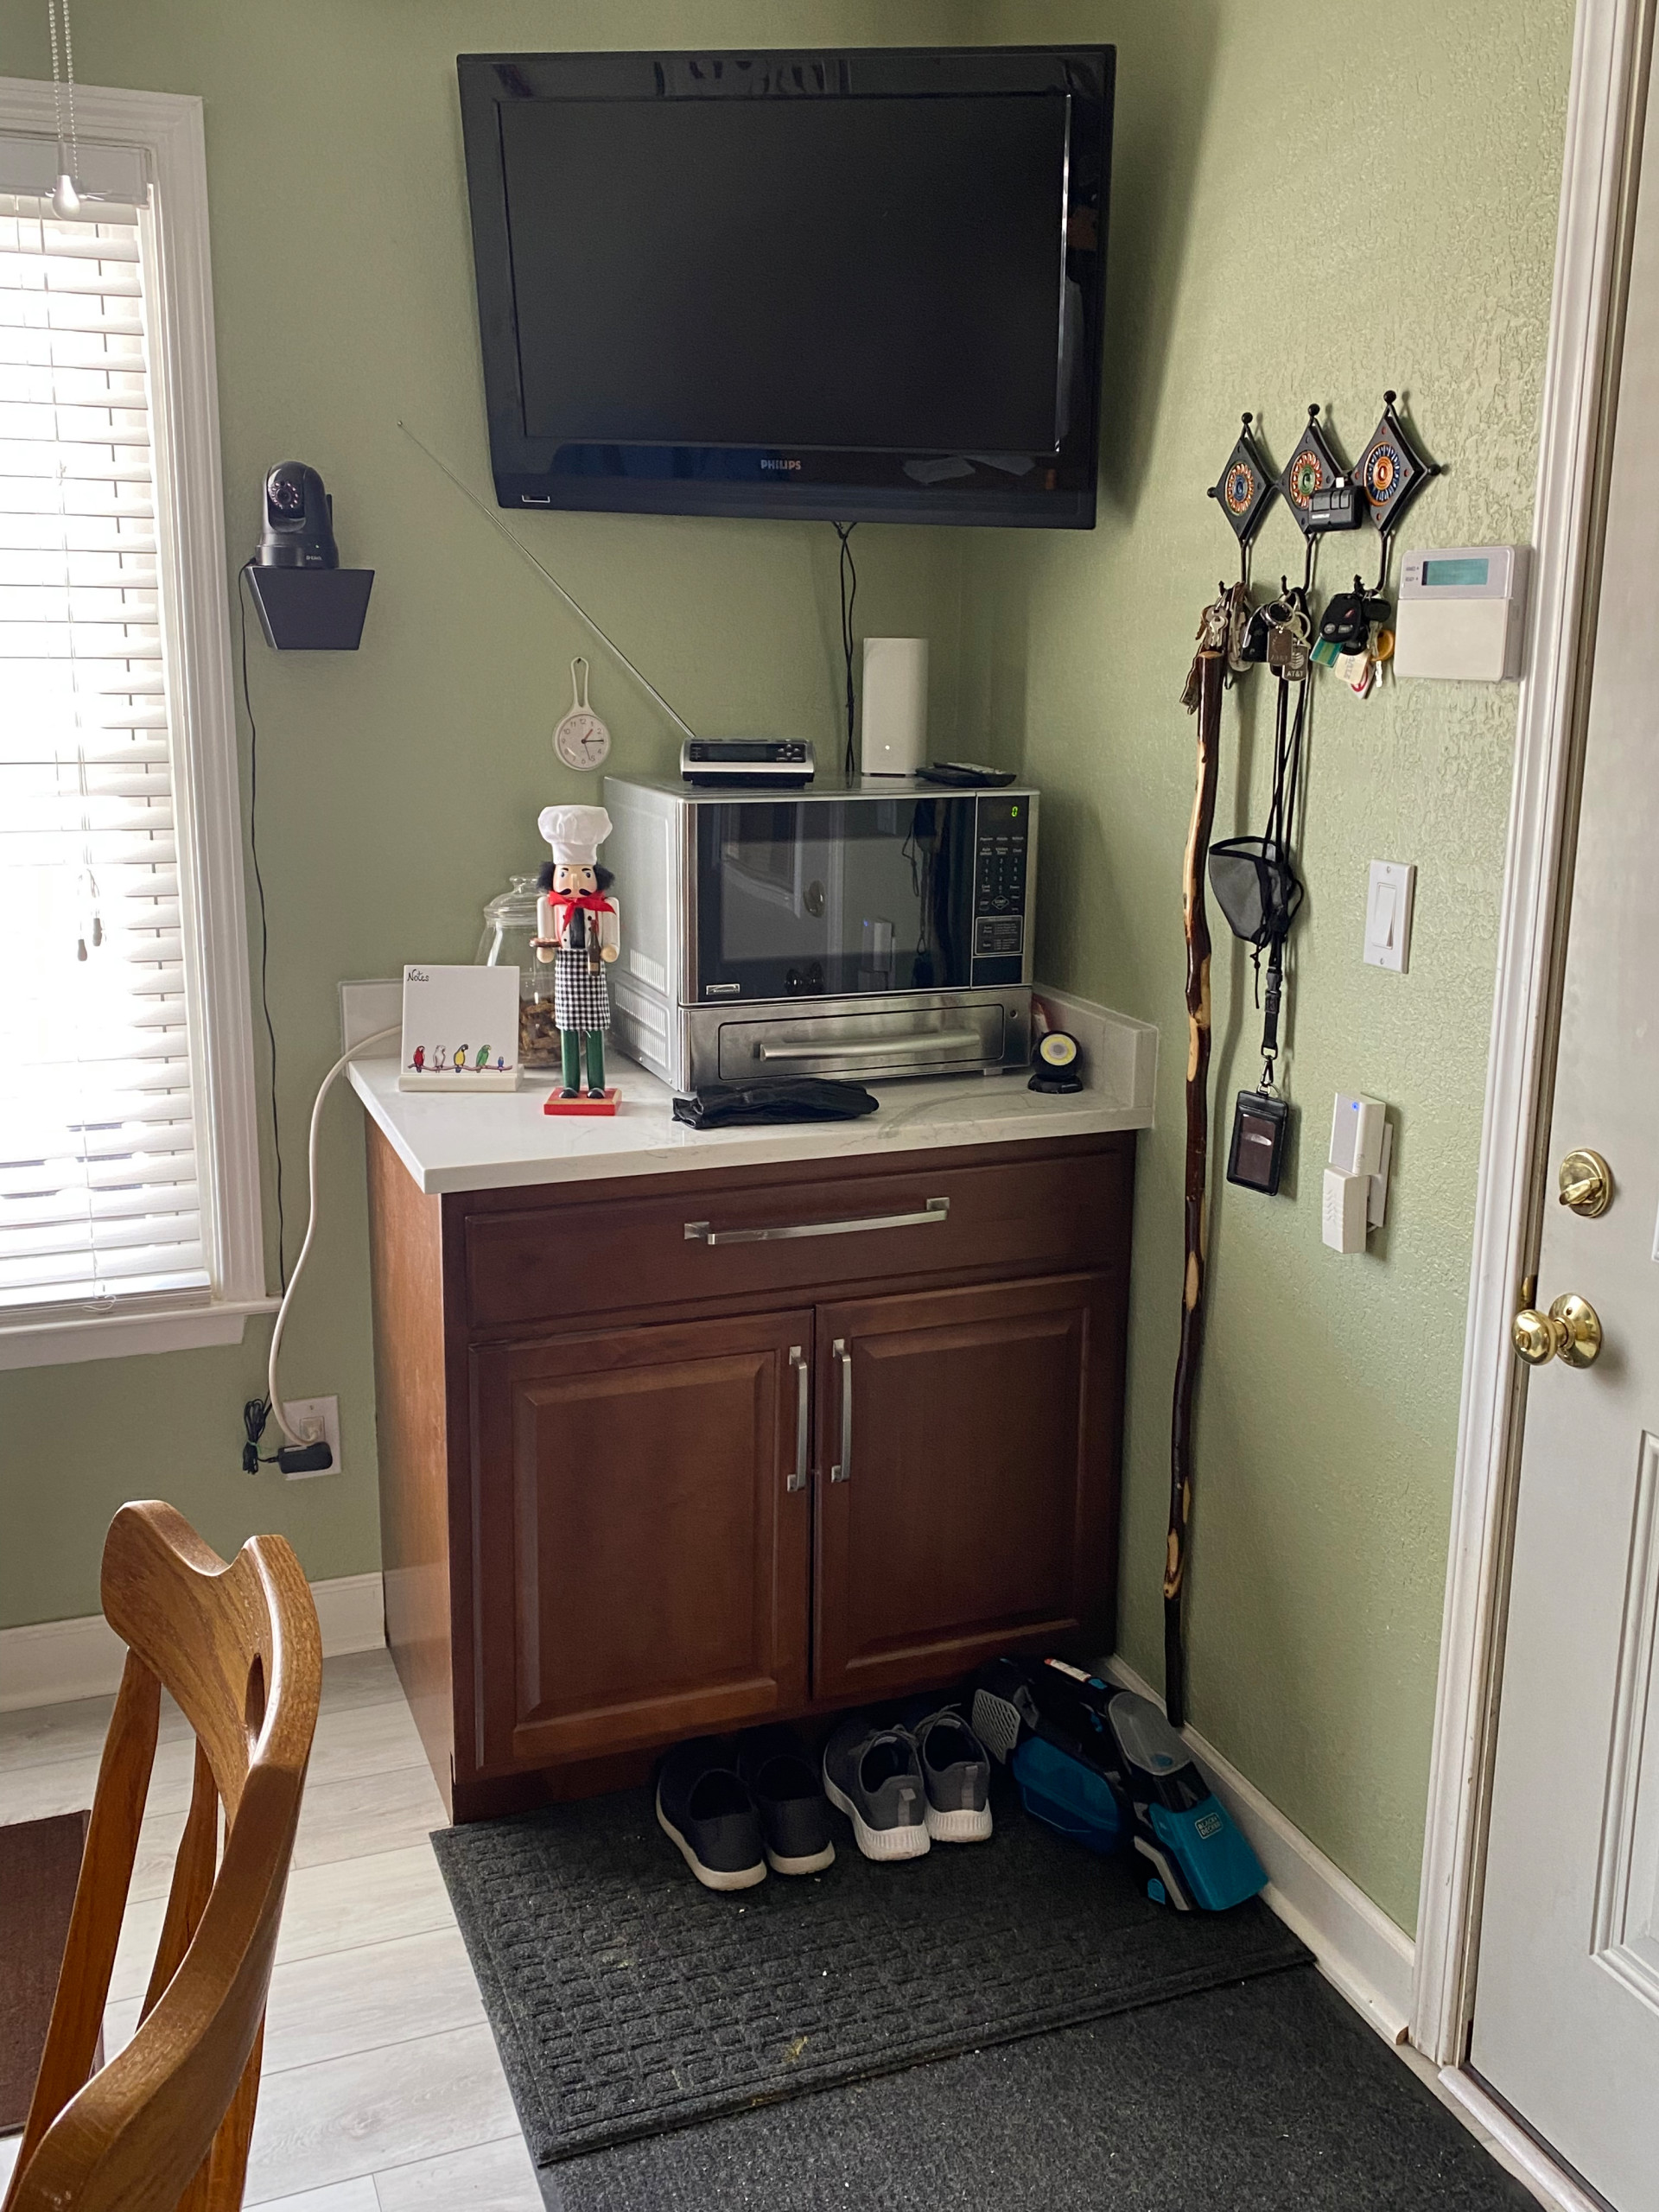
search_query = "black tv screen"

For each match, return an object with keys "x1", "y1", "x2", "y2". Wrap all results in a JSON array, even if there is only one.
[{"x1": 457, "y1": 48, "x2": 1113, "y2": 527}]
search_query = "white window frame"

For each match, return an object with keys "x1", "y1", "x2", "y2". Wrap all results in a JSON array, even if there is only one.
[{"x1": 0, "y1": 76, "x2": 270, "y2": 1369}]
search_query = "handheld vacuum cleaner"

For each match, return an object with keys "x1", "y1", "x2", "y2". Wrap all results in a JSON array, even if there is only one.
[{"x1": 973, "y1": 1656, "x2": 1267, "y2": 1912}]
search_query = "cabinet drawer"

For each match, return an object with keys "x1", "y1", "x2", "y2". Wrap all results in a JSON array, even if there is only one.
[{"x1": 463, "y1": 1144, "x2": 1131, "y2": 1332}]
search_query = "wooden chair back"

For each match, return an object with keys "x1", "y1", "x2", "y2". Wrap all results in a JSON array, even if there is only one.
[{"x1": 3, "y1": 1501, "x2": 321, "y2": 2212}]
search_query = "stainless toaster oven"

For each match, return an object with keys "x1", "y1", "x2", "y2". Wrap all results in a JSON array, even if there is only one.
[{"x1": 603, "y1": 775, "x2": 1038, "y2": 1090}]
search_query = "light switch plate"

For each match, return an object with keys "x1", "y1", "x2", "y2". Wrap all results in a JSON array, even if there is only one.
[{"x1": 1364, "y1": 861, "x2": 1415, "y2": 973}]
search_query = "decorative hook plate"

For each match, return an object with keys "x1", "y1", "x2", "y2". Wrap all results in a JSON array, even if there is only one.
[
  {"x1": 1207, "y1": 412, "x2": 1278, "y2": 547},
  {"x1": 1277, "y1": 404, "x2": 1344, "y2": 538},
  {"x1": 1355, "y1": 390, "x2": 1439, "y2": 537}
]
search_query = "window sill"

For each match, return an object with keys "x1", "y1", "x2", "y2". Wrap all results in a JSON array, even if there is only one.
[{"x1": 0, "y1": 1298, "x2": 282, "y2": 1373}]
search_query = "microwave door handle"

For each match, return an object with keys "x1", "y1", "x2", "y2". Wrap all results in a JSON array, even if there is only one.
[{"x1": 756, "y1": 1030, "x2": 984, "y2": 1063}]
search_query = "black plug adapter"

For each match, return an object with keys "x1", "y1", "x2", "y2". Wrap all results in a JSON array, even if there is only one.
[{"x1": 276, "y1": 1440, "x2": 334, "y2": 1476}]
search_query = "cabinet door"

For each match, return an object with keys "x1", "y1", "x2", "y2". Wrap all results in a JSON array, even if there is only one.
[
  {"x1": 472, "y1": 1310, "x2": 813, "y2": 1770},
  {"x1": 813, "y1": 1274, "x2": 1121, "y2": 1702}
]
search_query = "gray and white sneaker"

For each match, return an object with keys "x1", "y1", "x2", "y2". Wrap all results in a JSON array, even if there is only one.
[
  {"x1": 909, "y1": 1707, "x2": 994, "y2": 1843},
  {"x1": 822, "y1": 1717, "x2": 931, "y2": 1862}
]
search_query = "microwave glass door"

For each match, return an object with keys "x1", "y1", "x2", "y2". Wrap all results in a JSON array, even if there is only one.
[{"x1": 695, "y1": 795, "x2": 975, "y2": 999}]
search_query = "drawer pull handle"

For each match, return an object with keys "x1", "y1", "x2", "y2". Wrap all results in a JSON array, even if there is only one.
[
  {"x1": 831, "y1": 1337, "x2": 852, "y2": 1484},
  {"x1": 757, "y1": 1032, "x2": 983, "y2": 1064},
  {"x1": 684, "y1": 1197, "x2": 950, "y2": 1246},
  {"x1": 787, "y1": 1345, "x2": 808, "y2": 1493}
]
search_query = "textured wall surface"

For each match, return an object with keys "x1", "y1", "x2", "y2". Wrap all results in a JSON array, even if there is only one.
[
  {"x1": 958, "y1": 0, "x2": 1574, "y2": 1929},
  {"x1": 0, "y1": 0, "x2": 965, "y2": 1630}
]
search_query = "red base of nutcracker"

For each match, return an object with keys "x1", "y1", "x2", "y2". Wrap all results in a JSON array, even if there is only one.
[{"x1": 542, "y1": 1087, "x2": 622, "y2": 1116}]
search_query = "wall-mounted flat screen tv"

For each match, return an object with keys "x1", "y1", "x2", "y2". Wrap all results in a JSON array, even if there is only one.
[{"x1": 457, "y1": 47, "x2": 1114, "y2": 528}]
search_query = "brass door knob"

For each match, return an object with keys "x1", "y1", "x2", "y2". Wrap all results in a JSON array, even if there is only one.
[
  {"x1": 1513, "y1": 1292, "x2": 1602, "y2": 1368},
  {"x1": 1558, "y1": 1149, "x2": 1613, "y2": 1217}
]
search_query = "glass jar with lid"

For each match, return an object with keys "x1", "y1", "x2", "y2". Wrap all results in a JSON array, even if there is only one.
[{"x1": 475, "y1": 874, "x2": 560, "y2": 1070}]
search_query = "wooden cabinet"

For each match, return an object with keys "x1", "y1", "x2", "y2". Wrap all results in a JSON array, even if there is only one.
[
  {"x1": 366, "y1": 1122, "x2": 1135, "y2": 1821},
  {"x1": 812, "y1": 1275, "x2": 1119, "y2": 1701},
  {"x1": 471, "y1": 1313, "x2": 812, "y2": 1769}
]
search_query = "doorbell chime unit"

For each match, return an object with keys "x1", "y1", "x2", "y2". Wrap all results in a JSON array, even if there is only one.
[{"x1": 1322, "y1": 1091, "x2": 1393, "y2": 1253}]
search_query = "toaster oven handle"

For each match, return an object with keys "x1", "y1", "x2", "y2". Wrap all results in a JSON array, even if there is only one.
[
  {"x1": 683, "y1": 1198, "x2": 949, "y2": 1246},
  {"x1": 755, "y1": 1031, "x2": 984, "y2": 1062}
]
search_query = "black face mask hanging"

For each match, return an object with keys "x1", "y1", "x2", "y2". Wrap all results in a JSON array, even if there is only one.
[{"x1": 1209, "y1": 590, "x2": 1307, "y2": 1194}]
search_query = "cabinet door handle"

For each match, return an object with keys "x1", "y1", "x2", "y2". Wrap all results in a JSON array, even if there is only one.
[
  {"x1": 684, "y1": 1197, "x2": 949, "y2": 1245},
  {"x1": 787, "y1": 1345, "x2": 808, "y2": 1492},
  {"x1": 830, "y1": 1338, "x2": 852, "y2": 1484}
]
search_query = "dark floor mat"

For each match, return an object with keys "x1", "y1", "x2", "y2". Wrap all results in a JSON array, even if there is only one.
[
  {"x1": 0, "y1": 1810, "x2": 92, "y2": 2130},
  {"x1": 432, "y1": 1774, "x2": 1306, "y2": 2164},
  {"x1": 543, "y1": 1967, "x2": 1533, "y2": 2212}
]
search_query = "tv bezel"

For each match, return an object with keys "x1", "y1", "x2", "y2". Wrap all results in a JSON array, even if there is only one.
[{"x1": 456, "y1": 46, "x2": 1114, "y2": 530}]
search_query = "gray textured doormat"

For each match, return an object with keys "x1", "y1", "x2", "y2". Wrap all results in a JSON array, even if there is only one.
[
  {"x1": 431, "y1": 1775, "x2": 1307, "y2": 2165},
  {"x1": 541, "y1": 1967, "x2": 1534, "y2": 2212}
]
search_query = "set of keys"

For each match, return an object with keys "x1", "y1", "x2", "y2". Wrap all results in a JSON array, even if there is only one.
[
  {"x1": 1313, "y1": 581, "x2": 1395, "y2": 696},
  {"x1": 1228, "y1": 585, "x2": 1314, "y2": 682}
]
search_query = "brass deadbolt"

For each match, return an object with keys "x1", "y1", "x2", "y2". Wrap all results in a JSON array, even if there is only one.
[
  {"x1": 1512, "y1": 1292, "x2": 1603, "y2": 1369},
  {"x1": 1558, "y1": 1149, "x2": 1613, "y2": 1217}
]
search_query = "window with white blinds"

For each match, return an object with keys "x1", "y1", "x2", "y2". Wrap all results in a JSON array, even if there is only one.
[
  {"x1": 0, "y1": 89, "x2": 263, "y2": 1369},
  {"x1": 0, "y1": 189, "x2": 207, "y2": 1315}
]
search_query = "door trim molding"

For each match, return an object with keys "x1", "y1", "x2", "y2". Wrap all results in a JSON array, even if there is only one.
[{"x1": 1413, "y1": 0, "x2": 1656, "y2": 2071}]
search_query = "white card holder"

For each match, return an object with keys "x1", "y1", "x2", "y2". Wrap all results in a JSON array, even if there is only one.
[{"x1": 398, "y1": 963, "x2": 521, "y2": 1090}]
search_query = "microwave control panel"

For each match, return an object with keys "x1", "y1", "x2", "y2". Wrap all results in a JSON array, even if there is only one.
[{"x1": 972, "y1": 795, "x2": 1030, "y2": 982}]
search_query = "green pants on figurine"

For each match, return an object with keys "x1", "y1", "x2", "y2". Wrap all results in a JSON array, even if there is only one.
[{"x1": 535, "y1": 804, "x2": 622, "y2": 1114}]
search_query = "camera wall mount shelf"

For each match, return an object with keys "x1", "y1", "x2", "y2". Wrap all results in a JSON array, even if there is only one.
[{"x1": 245, "y1": 566, "x2": 374, "y2": 651}]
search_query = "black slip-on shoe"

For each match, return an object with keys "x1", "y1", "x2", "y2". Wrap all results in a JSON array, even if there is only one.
[
  {"x1": 655, "y1": 1738, "x2": 767, "y2": 1891},
  {"x1": 736, "y1": 1726, "x2": 836, "y2": 1875},
  {"x1": 822, "y1": 1716, "x2": 930, "y2": 1862}
]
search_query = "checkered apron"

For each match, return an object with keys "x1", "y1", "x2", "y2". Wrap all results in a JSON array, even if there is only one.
[{"x1": 554, "y1": 944, "x2": 611, "y2": 1032}]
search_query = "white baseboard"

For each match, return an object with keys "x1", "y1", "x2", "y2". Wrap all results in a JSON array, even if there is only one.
[
  {"x1": 0, "y1": 1571, "x2": 386, "y2": 1711},
  {"x1": 1104, "y1": 1656, "x2": 1416, "y2": 2044}
]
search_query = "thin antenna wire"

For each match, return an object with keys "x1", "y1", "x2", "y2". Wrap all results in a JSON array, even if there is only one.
[{"x1": 396, "y1": 420, "x2": 699, "y2": 745}]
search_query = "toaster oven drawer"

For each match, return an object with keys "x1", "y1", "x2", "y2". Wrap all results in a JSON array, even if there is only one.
[
  {"x1": 462, "y1": 1146, "x2": 1130, "y2": 1332},
  {"x1": 706, "y1": 995, "x2": 1022, "y2": 1085}
]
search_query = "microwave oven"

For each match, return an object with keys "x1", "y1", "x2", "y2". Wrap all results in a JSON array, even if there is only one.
[{"x1": 603, "y1": 775, "x2": 1038, "y2": 1091}]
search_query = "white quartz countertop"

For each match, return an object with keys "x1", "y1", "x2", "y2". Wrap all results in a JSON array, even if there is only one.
[{"x1": 348, "y1": 999, "x2": 1154, "y2": 1198}]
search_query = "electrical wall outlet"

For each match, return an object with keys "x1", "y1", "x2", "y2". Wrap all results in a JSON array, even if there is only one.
[{"x1": 282, "y1": 1396, "x2": 340, "y2": 1478}]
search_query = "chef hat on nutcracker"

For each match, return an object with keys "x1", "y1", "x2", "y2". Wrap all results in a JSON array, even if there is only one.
[{"x1": 537, "y1": 805, "x2": 613, "y2": 868}]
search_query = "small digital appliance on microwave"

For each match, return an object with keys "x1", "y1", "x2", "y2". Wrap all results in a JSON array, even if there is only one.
[{"x1": 603, "y1": 775, "x2": 1038, "y2": 1091}]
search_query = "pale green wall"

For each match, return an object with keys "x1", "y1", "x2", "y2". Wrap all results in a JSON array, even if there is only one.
[
  {"x1": 959, "y1": 0, "x2": 1574, "y2": 1929},
  {"x1": 0, "y1": 0, "x2": 966, "y2": 1630},
  {"x1": 0, "y1": 0, "x2": 1575, "y2": 1939}
]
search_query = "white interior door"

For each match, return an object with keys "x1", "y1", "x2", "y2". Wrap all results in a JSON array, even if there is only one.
[{"x1": 1471, "y1": 51, "x2": 1659, "y2": 2212}]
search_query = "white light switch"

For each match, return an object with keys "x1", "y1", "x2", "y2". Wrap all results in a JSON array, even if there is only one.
[{"x1": 1364, "y1": 861, "x2": 1415, "y2": 973}]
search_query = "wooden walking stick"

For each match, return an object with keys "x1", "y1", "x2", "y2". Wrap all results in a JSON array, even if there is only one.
[{"x1": 1166, "y1": 588, "x2": 1238, "y2": 1729}]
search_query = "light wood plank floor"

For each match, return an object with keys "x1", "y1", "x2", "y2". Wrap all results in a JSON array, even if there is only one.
[{"x1": 0, "y1": 1649, "x2": 543, "y2": 2210}]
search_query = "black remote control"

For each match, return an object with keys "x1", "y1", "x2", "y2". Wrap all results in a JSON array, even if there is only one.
[{"x1": 917, "y1": 760, "x2": 1017, "y2": 788}]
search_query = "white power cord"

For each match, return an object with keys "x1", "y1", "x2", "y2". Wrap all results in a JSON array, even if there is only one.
[{"x1": 266, "y1": 1024, "x2": 399, "y2": 1446}]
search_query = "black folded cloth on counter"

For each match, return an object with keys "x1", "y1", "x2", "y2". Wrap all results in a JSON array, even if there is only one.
[{"x1": 671, "y1": 1077, "x2": 879, "y2": 1128}]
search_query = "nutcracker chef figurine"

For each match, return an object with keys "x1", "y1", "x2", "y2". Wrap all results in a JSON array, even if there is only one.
[{"x1": 534, "y1": 804, "x2": 621, "y2": 1107}]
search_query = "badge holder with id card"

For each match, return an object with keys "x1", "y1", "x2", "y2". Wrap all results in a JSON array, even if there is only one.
[{"x1": 1211, "y1": 586, "x2": 1307, "y2": 1196}]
